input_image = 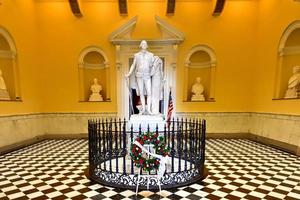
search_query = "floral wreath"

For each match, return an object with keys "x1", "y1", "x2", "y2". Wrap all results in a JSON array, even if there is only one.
[{"x1": 130, "y1": 132, "x2": 170, "y2": 172}]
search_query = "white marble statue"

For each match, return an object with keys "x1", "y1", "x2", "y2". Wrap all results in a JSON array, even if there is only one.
[
  {"x1": 126, "y1": 40, "x2": 154, "y2": 115},
  {"x1": 89, "y1": 78, "x2": 103, "y2": 101},
  {"x1": 191, "y1": 77, "x2": 205, "y2": 101},
  {"x1": 285, "y1": 65, "x2": 300, "y2": 99},
  {"x1": 0, "y1": 69, "x2": 10, "y2": 100},
  {"x1": 151, "y1": 56, "x2": 164, "y2": 115}
]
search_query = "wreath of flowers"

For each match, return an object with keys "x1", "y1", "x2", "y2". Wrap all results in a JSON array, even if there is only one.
[{"x1": 130, "y1": 132, "x2": 170, "y2": 172}]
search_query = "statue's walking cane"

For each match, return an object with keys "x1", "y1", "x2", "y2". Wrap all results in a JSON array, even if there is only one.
[{"x1": 124, "y1": 74, "x2": 135, "y2": 115}]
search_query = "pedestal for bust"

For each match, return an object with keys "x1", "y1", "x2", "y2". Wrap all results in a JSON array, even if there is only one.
[
  {"x1": 0, "y1": 89, "x2": 10, "y2": 100},
  {"x1": 89, "y1": 93, "x2": 103, "y2": 101},
  {"x1": 284, "y1": 88, "x2": 300, "y2": 99},
  {"x1": 191, "y1": 95, "x2": 205, "y2": 101},
  {"x1": 129, "y1": 114, "x2": 165, "y2": 132}
]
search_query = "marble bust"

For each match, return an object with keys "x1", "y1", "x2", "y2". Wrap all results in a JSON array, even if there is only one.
[
  {"x1": 89, "y1": 78, "x2": 103, "y2": 101},
  {"x1": 0, "y1": 69, "x2": 10, "y2": 100},
  {"x1": 285, "y1": 65, "x2": 300, "y2": 99},
  {"x1": 191, "y1": 77, "x2": 205, "y2": 101}
]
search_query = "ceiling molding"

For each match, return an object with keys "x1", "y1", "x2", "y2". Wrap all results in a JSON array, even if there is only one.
[
  {"x1": 166, "y1": 0, "x2": 175, "y2": 16},
  {"x1": 213, "y1": 0, "x2": 226, "y2": 16},
  {"x1": 68, "y1": 0, "x2": 82, "y2": 17}
]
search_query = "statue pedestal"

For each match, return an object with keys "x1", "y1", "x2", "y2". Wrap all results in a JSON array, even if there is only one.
[
  {"x1": 191, "y1": 95, "x2": 205, "y2": 101},
  {"x1": 89, "y1": 93, "x2": 103, "y2": 101},
  {"x1": 129, "y1": 114, "x2": 165, "y2": 132},
  {"x1": 0, "y1": 89, "x2": 10, "y2": 100}
]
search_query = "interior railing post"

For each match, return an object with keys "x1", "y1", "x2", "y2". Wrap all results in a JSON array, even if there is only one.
[
  {"x1": 178, "y1": 124, "x2": 182, "y2": 172},
  {"x1": 122, "y1": 119, "x2": 126, "y2": 174},
  {"x1": 171, "y1": 118, "x2": 175, "y2": 173},
  {"x1": 130, "y1": 124, "x2": 134, "y2": 174},
  {"x1": 109, "y1": 119, "x2": 113, "y2": 173},
  {"x1": 115, "y1": 118, "x2": 119, "y2": 173}
]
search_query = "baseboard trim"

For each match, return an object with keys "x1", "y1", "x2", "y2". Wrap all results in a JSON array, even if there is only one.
[
  {"x1": 206, "y1": 132, "x2": 250, "y2": 139},
  {"x1": 248, "y1": 134, "x2": 300, "y2": 156},
  {"x1": 45, "y1": 133, "x2": 88, "y2": 139},
  {"x1": 1, "y1": 133, "x2": 299, "y2": 156},
  {"x1": 0, "y1": 136, "x2": 46, "y2": 155}
]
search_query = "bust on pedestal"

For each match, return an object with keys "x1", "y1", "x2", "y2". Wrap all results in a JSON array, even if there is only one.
[
  {"x1": 0, "y1": 69, "x2": 10, "y2": 100},
  {"x1": 284, "y1": 65, "x2": 300, "y2": 99},
  {"x1": 89, "y1": 78, "x2": 103, "y2": 101},
  {"x1": 191, "y1": 77, "x2": 205, "y2": 101}
]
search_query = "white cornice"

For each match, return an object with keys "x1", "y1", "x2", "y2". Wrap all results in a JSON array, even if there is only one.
[
  {"x1": 282, "y1": 45, "x2": 300, "y2": 56},
  {"x1": 185, "y1": 61, "x2": 214, "y2": 68},
  {"x1": 0, "y1": 50, "x2": 15, "y2": 59},
  {"x1": 109, "y1": 16, "x2": 184, "y2": 45},
  {"x1": 78, "y1": 62, "x2": 108, "y2": 69},
  {"x1": 109, "y1": 16, "x2": 138, "y2": 43}
]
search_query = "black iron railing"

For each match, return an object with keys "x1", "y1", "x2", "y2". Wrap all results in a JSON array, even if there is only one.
[{"x1": 88, "y1": 118, "x2": 206, "y2": 190}]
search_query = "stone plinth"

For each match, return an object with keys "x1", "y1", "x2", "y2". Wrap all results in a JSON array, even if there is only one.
[
  {"x1": 0, "y1": 89, "x2": 10, "y2": 100},
  {"x1": 128, "y1": 114, "x2": 166, "y2": 132},
  {"x1": 191, "y1": 95, "x2": 205, "y2": 101}
]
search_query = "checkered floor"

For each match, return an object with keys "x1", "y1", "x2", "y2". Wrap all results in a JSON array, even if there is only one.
[{"x1": 0, "y1": 139, "x2": 299, "y2": 200}]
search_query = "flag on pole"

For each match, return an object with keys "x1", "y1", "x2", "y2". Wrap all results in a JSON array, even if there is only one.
[{"x1": 166, "y1": 88, "x2": 173, "y2": 127}]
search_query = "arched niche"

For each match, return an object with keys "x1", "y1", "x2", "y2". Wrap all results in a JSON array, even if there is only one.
[
  {"x1": 275, "y1": 21, "x2": 300, "y2": 99},
  {"x1": 78, "y1": 46, "x2": 110, "y2": 101},
  {"x1": 184, "y1": 45, "x2": 217, "y2": 101},
  {"x1": 0, "y1": 26, "x2": 20, "y2": 101}
]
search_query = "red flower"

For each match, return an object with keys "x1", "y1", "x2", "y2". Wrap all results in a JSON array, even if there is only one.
[
  {"x1": 143, "y1": 135, "x2": 147, "y2": 140},
  {"x1": 154, "y1": 133, "x2": 158, "y2": 138},
  {"x1": 139, "y1": 159, "x2": 143, "y2": 165}
]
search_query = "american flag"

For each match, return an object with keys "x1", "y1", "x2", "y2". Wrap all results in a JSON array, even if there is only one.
[{"x1": 166, "y1": 88, "x2": 173, "y2": 126}]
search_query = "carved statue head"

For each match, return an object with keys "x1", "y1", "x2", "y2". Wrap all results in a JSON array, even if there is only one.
[
  {"x1": 93, "y1": 78, "x2": 98, "y2": 84},
  {"x1": 196, "y1": 77, "x2": 201, "y2": 83},
  {"x1": 293, "y1": 65, "x2": 300, "y2": 74},
  {"x1": 139, "y1": 40, "x2": 148, "y2": 50}
]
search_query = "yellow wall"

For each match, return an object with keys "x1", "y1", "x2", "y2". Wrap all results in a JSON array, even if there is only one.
[
  {"x1": 32, "y1": 0, "x2": 258, "y2": 113},
  {"x1": 0, "y1": 0, "x2": 41, "y2": 115},
  {"x1": 0, "y1": 0, "x2": 299, "y2": 116},
  {"x1": 253, "y1": 0, "x2": 300, "y2": 115}
]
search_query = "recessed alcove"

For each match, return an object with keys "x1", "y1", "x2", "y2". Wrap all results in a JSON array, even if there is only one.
[
  {"x1": 78, "y1": 46, "x2": 110, "y2": 102},
  {"x1": 275, "y1": 21, "x2": 300, "y2": 99},
  {"x1": 184, "y1": 45, "x2": 216, "y2": 102},
  {"x1": 0, "y1": 27, "x2": 20, "y2": 101}
]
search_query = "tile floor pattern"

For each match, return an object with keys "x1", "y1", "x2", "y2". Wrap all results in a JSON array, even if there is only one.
[{"x1": 0, "y1": 139, "x2": 299, "y2": 200}]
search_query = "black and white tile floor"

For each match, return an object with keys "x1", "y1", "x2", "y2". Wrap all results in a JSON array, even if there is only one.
[{"x1": 0, "y1": 139, "x2": 299, "y2": 200}]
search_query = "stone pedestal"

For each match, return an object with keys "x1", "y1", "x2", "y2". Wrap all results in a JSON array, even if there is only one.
[
  {"x1": 191, "y1": 95, "x2": 205, "y2": 101},
  {"x1": 0, "y1": 89, "x2": 10, "y2": 100},
  {"x1": 128, "y1": 114, "x2": 166, "y2": 132},
  {"x1": 89, "y1": 93, "x2": 103, "y2": 101}
]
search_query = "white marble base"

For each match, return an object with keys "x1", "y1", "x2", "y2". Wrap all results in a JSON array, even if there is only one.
[
  {"x1": 89, "y1": 93, "x2": 103, "y2": 101},
  {"x1": 129, "y1": 114, "x2": 166, "y2": 132},
  {"x1": 284, "y1": 88, "x2": 299, "y2": 99},
  {"x1": 0, "y1": 89, "x2": 10, "y2": 100},
  {"x1": 191, "y1": 95, "x2": 205, "y2": 101}
]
